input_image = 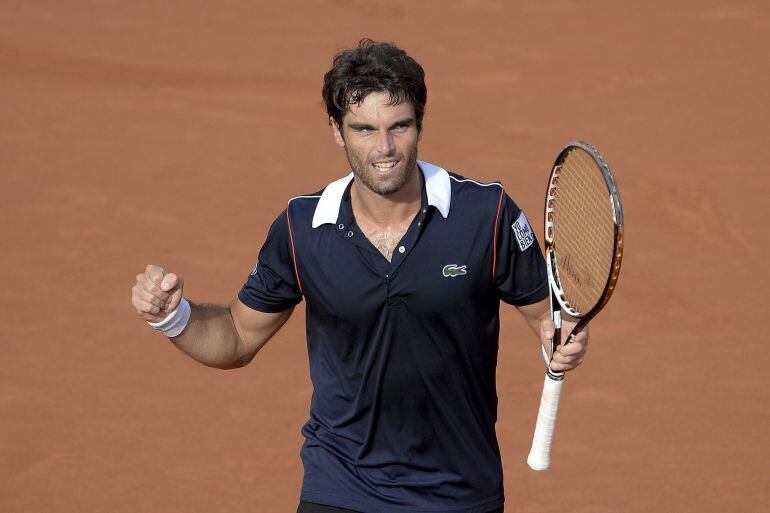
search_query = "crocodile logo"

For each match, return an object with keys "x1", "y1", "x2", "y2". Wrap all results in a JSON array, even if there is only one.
[{"x1": 442, "y1": 264, "x2": 467, "y2": 278}]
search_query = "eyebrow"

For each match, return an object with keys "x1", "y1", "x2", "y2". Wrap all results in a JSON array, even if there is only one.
[{"x1": 347, "y1": 117, "x2": 416, "y2": 131}]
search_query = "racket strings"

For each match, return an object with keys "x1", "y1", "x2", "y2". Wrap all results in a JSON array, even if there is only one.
[{"x1": 551, "y1": 149, "x2": 615, "y2": 314}]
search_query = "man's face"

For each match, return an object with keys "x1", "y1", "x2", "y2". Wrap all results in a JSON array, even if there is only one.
[{"x1": 332, "y1": 91, "x2": 421, "y2": 196}]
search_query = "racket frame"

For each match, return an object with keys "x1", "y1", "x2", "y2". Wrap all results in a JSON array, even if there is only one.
[
  {"x1": 528, "y1": 140, "x2": 624, "y2": 470},
  {"x1": 544, "y1": 140, "x2": 624, "y2": 350}
]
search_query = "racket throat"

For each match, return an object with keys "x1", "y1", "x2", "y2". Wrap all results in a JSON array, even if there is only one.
[{"x1": 548, "y1": 290, "x2": 565, "y2": 381}]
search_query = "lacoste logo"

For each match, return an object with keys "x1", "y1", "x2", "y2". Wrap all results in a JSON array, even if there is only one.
[{"x1": 442, "y1": 264, "x2": 467, "y2": 278}]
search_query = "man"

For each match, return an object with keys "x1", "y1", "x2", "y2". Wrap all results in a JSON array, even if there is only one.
[{"x1": 131, "y1": 39, "x2": 588, "y2": 513}]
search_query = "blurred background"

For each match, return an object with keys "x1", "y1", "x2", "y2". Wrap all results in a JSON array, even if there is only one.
[{"x1": 1, "y1": 1, "x2": 768, "y2": 511}]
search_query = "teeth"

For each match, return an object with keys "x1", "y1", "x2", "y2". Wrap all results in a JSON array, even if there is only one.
[{"x1": 373, "y1": 162, "x2": 397, "y2": 170}]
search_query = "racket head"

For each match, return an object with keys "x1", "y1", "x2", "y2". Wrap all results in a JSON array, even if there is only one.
[{"x1": 544, "y1": 141, "x2": 624, "y2": 325}]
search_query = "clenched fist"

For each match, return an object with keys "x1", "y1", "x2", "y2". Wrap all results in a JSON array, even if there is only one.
[{"x1": 131, "y1": 264, "x2": 185, "y2": 323}]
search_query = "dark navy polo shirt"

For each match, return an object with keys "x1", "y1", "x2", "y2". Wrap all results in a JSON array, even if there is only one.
[{"x1": 239, "y1": 161, "x2": 548, "y2": 513}]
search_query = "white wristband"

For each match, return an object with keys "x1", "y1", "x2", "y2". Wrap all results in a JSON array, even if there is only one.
[{"x1": 148, "y1": 298, "x2": 191, "y2": 338}]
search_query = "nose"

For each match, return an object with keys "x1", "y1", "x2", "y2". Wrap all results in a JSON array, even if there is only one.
[{"x1": 376, "y1": 131, "x2": 396, "y2": 155}]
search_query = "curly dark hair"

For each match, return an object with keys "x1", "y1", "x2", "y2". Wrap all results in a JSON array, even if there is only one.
[{"x1": 322, "y1": 39, "x2": 427, "y2": 133}]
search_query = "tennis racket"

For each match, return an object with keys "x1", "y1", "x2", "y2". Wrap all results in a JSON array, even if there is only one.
[{"x1": 527, "y1": 141, "x2": 624, "y2": 471}]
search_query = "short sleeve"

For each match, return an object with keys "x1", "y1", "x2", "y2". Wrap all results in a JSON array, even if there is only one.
[
  {"x1": 494, "y1": 193, "x2": 548, "y2": 306},
  {"x1": 238, "y1": 209, "x2": 303, "y2": 312}
]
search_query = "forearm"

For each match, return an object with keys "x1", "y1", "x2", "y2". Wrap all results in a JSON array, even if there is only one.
[
  {"x1": 525, "y1": 310, "x2": 548, "y2": 338},
  {"x1": 167, "y1": 302, "x2": 244, "y2": 369}
]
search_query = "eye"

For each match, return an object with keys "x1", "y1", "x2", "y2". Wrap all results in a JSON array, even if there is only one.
[{"x1": 392, "y1": 122, "x2": 413, "y2": 132}]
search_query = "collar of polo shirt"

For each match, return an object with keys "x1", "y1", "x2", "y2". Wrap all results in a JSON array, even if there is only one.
[{"x1": 311, "y1": 161, "x2": 451, "y2": 228}]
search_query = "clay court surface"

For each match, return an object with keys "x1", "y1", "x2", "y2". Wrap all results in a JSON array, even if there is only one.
[{"x1": 1, "y1": 1, "x2": 768, "y2": 512}]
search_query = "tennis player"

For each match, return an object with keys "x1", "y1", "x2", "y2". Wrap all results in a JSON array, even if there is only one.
[{"x1": 131, "y1": 39, "x2": 589, "y2": 513}]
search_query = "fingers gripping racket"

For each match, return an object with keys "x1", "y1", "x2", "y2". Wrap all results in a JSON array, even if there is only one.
[{"x1": 527, "y1": 141, "x2": 624, "y2": 471}]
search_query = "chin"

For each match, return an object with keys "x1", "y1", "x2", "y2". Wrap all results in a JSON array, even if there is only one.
[
  {"x1": 368, "y1": 159, "x2": 419, "y2": 194},
  {"x1": 358, "y1": 168, "x2": 411, "y2": 195}
]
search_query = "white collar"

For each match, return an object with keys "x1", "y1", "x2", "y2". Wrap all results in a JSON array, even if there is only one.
[{"x1": 311, "y1": 160, "x2": 451, "y2": 228}]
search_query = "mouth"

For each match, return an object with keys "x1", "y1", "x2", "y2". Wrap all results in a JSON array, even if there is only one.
[{"x1": 371, "y1": 160, "x2": 399, "y2": 173}]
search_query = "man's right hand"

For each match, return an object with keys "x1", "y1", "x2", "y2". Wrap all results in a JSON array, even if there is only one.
[{"x1": 131, "y1": 264, "x2": 185, "y2": 323}]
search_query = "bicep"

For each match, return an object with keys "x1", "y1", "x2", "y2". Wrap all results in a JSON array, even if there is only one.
[
  {"x1": 229, "y1": 298, "x2": 294, "y2": 363},
  {"x1": 494, "y1": 194, "x2": 549, "y2": 306}
]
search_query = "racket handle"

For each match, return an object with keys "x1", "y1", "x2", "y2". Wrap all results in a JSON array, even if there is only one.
[{"x1": 527, "y1": 372, "x2": 565, "y2": 471}]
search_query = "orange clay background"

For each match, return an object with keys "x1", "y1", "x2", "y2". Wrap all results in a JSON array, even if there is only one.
[{"x1": 1, "y1": 1, "x2": 768, "y2": 512}]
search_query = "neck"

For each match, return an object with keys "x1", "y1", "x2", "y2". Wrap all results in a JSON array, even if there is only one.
[{"x1": 351, "y1": 166, "x2": 423, "y2": 227}]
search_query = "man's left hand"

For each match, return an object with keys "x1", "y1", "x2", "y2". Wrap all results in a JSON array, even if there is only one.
[{"x1": 540, "y1": 319, "x2": 589, "y2": 372}]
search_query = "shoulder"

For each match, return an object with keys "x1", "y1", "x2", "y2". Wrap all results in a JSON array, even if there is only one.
[
  {"x1": 283, "y1": 187, "x2": 324, "y2": 225},
  {"x1": 286, "y1": 190, "x2": 323, "y2": 210},
  {"x1": 445, "y1": 171, "x2": 506, "y2": 217},
  {"x1": 256, "y1": 190, "x2": 323, "y2": 239},
  {"x1": 448, "y1": 171, "x2": 503, "y2": 195}
]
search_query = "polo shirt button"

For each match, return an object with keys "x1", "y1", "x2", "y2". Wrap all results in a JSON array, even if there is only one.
[
  {"x1": 347, "y1": 230, "x2": 354, "y2": 238},
  {"x1": 338, "y1": 224, "x2": 344, "y2": 230},
  {"x1": 398, "y1": 245, "x2": 405, "y2": 253}
]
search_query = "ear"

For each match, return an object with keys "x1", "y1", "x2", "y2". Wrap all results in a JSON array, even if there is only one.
[
  {"x1": 417, "y1": 128, "x2": 423, "y2": 142},
  {"x1": 331, "y1": 118, "x2": 345, "y2": 147}
]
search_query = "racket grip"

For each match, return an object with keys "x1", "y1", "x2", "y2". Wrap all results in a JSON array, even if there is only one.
[{"x1": 527, "y1": 372, "x2": 565, "y2": 471}]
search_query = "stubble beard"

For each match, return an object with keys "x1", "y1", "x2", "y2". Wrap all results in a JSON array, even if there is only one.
[{"x1": 346, "y1": 146, "x2": 419, "y2": 196}]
